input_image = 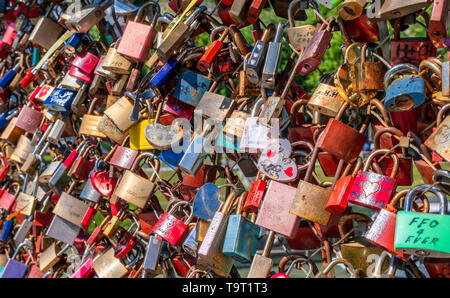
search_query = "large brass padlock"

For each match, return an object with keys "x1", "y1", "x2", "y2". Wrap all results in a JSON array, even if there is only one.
[{"x1": 114, "y1": 153, "x2": 160, "y2": 209}]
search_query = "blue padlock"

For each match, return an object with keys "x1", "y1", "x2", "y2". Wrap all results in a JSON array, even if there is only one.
[
  {"x1": 172, "y1": 69, "x2": 212, "y2": 107},
  {"x1": 0, "y1": 108, "x2": 18, "y2": 130},
  {"x1": 384, "y1": 63, "x2": 425, "y2": 112},
  {"x1": 43, "y1": 88, "x2": 76, "y2": 112},
  {"x1": 149, "y1": 58, "x2": 180, "y2": 96},
  {"x1": 158, "y1": 138, "x2": 188, "y2": 169},
  {"x1": 0, "y1": 64, "x2": 20, "y2": 88},
  {"x1": 222, "y1": 203, "x2": 260, "y2": 263},
  {"x1": 64, "y1": 33, "x2": 84, "y2": 54},
  {"x1": 0, "y1": 219, "x2": 13, "y2": 242}
]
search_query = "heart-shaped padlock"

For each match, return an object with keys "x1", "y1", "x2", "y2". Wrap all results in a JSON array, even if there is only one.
[{"x1": 90, "y1": 171, "x2": 118, "y2": 197}]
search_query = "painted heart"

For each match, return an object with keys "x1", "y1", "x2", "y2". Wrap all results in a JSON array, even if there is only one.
[
  {"x1": 90, "y1": 171, "x2": 118, "y2": 197},
  {"x1": 361, "y1": 180, "x2": 381, "y2": 198},
  {"x1": 284, "y1": 167, "x2": 294, "y2": 177},
  {"x1": 267, "y1": 150, "x2": 276, "y2": 159},
  {"x1": 257, "y1": 138, "x2": 297, "y2": 182}
]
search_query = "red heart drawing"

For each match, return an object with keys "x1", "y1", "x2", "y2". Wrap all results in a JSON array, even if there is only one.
[
  {"x1": 90, "y1": 171, "x2": 118, "y2": 197},
  {"x1": 284, "y1": 167, "x2": 294, "y2": 177},
  {"x1": 267, "y1": 150, "x2": 276, "y2": 159}
]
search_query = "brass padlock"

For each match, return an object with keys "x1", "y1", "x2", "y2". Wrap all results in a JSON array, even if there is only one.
[{"x1": 29, "y1": 17, "x2": 63, "y2": 50}]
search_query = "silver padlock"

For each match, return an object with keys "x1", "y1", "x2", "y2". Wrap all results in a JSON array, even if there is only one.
[
  {"x1": 46, "y1": 215, "x2": 80, "y2": 245},
  {"x1": 13, "y1": 216, "x2": 34, "y2": 247},
  {"x1": 47, "y1": 119, "x2": 66, "y2": 145}
]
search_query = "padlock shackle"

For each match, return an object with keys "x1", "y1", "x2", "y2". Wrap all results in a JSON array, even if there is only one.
[
  {"x1": 289, "y1": 99, "x2": 308, "y2": 125},
  {"x1": 384, "y1": 63, "x2": 419, "y2": 89},
  {"x1": 370, "y1": 99, "x2": 391, "y2": 127},
  {"x1": 363, "y1": 149, "x2": 400, "y2": 179},
  {"x1": 373, "y1": 127, "x2": 404, "y2": 150},
  {"x1": 372, "y1": 251, "x2": 394, "y2": 278},
  {"x1": 168, "y1": 200, "x2": 193, "y2": 224},
  {"x1": 317, "y1": 258, "x2": 355, "y2": 278},
  {"x1": 338, "y1": 212, "x2": 372, "y2": 240},
  {"x1": 437, "y1": 103, "x2": 450, "y2": 127},
  {"x1": 404, "y1": 185, "x2": 447, "y2": 214},
  {"x1": 288, "y1": 0, "x2": 320, "y2": 28},
  {"x1": 388, "y1": 188, "x2": 430, "y2": 214},
  {"x1": 130, "y1": 152, "x2": 160, "y2": 178},
  {"x1": 134, "y1": 0, "x2": 160, "y2": 23}
]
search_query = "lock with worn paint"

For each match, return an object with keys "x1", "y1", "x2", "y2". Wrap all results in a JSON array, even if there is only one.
[
  {"x1": 384, "y1": 63, "x2": 425, "y2": 112},
  {"x1": 296, "y1": 17, "x2": 335, "y2": 75},
  {"x1": 348, "y1": 149, "x2": 399, "y2": 210},
  {"x1": 173, "y1": 69, "x2": 212, "y2": 107}
]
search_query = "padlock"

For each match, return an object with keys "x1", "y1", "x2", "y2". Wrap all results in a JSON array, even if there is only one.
[
  {"x1": 92, "y1": 247, "x2": 135, "y2": 278},
  {"x1": 428, "y1": 0, "x2": 448, "y2": 48},
  {"x1": 338, "y1": 213, "x2": 387, "y2": 277},
  {"x1": 39, "y1": 242, "x2": 70, "y2": 273},
  {"x1": 222, "y1": 193, "x2": 260, "y2": 263},
  {"x1": 378, "y1": 0, "x2": 430, "y2": 20},
  {"x1": 114, "y1": 214, "x2": 140, "y2": 258},
  {"x1": 395, "y1": 185, "x2": 450, "y2": 258},
  {"x1": 42, "y1": 87, "x2": 76, "y2": 112},
  {"x1": 28, "y1": 16, "x2": 63, "y2": 50},
  {"x1": 0, "y1": 183, "x2": 19, "y2": 212},
  {"x1": 359, "y1": 45, "x2": 387, "y2": 93},
  {"x1": 296, "y1": 17, "x2": 335, "y2": 75},
  {"x1": 198, "y1": 184, "x2": 239, "y2": 259},
  {"x1": 317, "y1": 103, "x2": 367, "y2": 163},
  {"x1": 110, "y1": 137, "x2": 140, "y2": 171},
  {"x1": 339, "y1": 0, "x2": 366, "y2": 20},
  {"x1": 48, "y1": 141, "x2": 88, "y2": 195},
  {"x1": 64, "y1": 1, "x2": 110, "y2": 33},
  {"x1": 424, "y1": 103, "x2": 450, "y2": 161},
  {"x1": 343, "y1": 12, "x2": 380, "y2": 43},
  {"x1": 101, "y1": 42, "x2": 132, "y2": 75},
  {"x1": 70, "y1": 145, "x2": 96, "y2": 181},
  {"x1": 290, "y1": 138, "x2": 332, "y2": 225},
  {"x1": 390, "y1": 16, "x2": 436, "y2": 67},
  {"x1": 287, "y1": 0, "x2": 320, "y2": 51},
  {"x1": 307, "y1": 73, "x2": 345, "y2": 117},
  {"x1": 197, "y1": 27, "x2": 230, "y2": 72},
  {"x1": 372, "y1": 127, "x2": 413, "y2": 186},
  {"x1": 245, "y1": 23, "x2": 275, "y2": 85},
  {"x1": 247, "y1": 230, "x2": 275, "y2": 278},
  {"x1": 348, "y1": 149, "x2": 399, "y2": 210},
  {"x1": 261, "y1": 22, "x2": 284, "y2": 89},
  {"x1": 365, "y1": 189, "x2": 427, "y2": 260},
  {"x1": 384, "y1": 64, "x2": 426, "y2": 113},
  {"x1": 172, "y1": 69, "x2": 212, "y2": 107},
  {"x1": 157, "y1": 6, "x2": 206, "y2": 63},
  {"x1": 114, "y1": 152, "x2": 160, "y2": 209},
  {"x1": 152, "y1": 201, "x2": 193, "y2": 246},
  {"x1": 10, "y1": 134, "x2": 34, "y2": 164},
  {"x1": 52, "y1": 182, "x2": 90, "y2": 228},
  {"x1": 1, "y1": 240, "x2": 33, "y2": 278},
  {"x1": 117, "y1": 2, "x2": 159, "y2": 62}
]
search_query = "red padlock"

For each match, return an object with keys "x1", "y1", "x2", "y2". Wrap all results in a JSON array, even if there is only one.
[
  {"x1": 244, "y1": 174, "x2": 267, "y2": 213},
  {"x1": 151, "y1": 201, "x2": 192, "y2": 246},
  {"x1": 197, "y1": 28, "x2": 229, "y2": 72},
  {"x1": 348, "y1": 149, "x2": 399, "y2": 210}
]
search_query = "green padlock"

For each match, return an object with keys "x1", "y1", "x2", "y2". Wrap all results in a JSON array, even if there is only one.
[{"x1": 394, "y1": 185, "x2": 450, "y2": 258}]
